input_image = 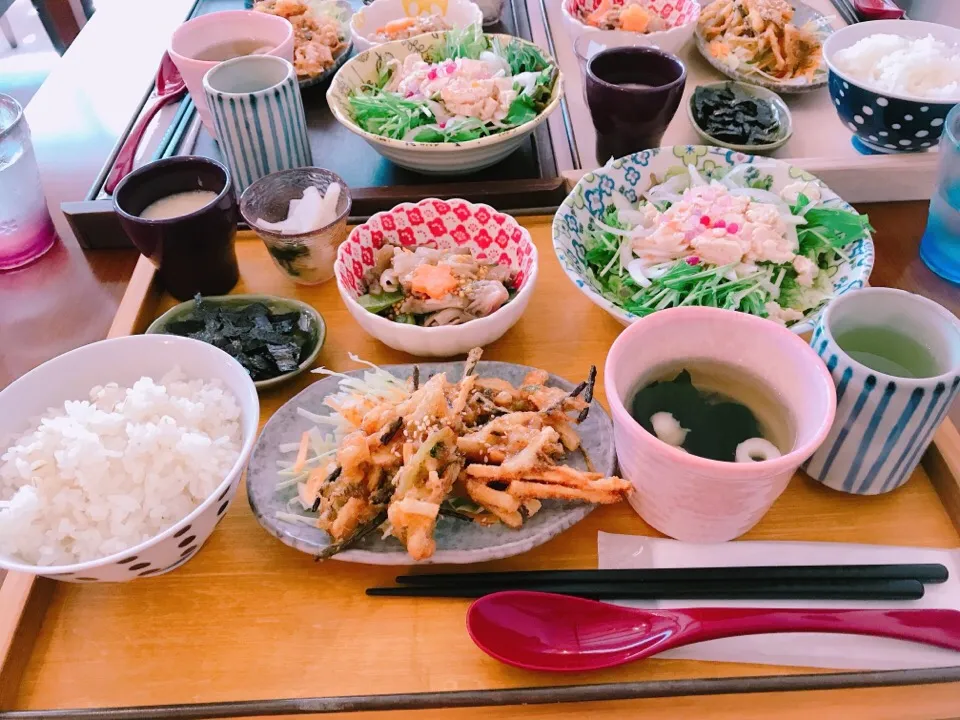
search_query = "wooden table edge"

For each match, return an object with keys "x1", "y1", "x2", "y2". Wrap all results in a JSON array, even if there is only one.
[{"x1": 2, "y1": 231, "x2": 959, "y2": 713}]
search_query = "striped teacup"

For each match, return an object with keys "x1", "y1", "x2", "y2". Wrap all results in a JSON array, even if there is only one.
[
  {"x1": 805, "y1": 288, "x2": 960, "y2": 495},
  {"x1": 203, "y1": 55, "x2": 313, "y2": 195}
]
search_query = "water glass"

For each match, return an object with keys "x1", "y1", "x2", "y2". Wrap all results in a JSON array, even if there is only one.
[
  {"x1": 0, "y1": 94, "x2": 57, "y2": 271},
  {"x1": 920, "y1": 103, "x2": 960, "y2": 284}
]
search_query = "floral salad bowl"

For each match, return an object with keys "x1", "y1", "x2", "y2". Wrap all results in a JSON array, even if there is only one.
[{"x1": 552, "y1": 146, "x2": 875, "y2": 335}]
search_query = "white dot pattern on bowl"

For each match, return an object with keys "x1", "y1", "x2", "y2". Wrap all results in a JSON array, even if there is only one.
[
  {"x1": 899, "y1": 139, "x2": 912, "y2": 146},
  {"x1": 877, "y1": 97, "x2": 889, "y2": 107},
  {"x1": 932, "y1": 118, "x2": 944, "y2": 127},
  {"x1": 904, "y1": 114, "x2": 913, "y2": 121},
  {"x1": 917, "y1": 130, "x2": 929, "y2": 138},
  {"x1": 862, "y1": 106, "x2": 873, "y2": 115},
  {"x1": 869, "y1": 135, "x2": 879, "y2": 141},
  {"x1": 835, "y1": 98, "x2": 840, "y2": 106},
  {"x1": 843, "y1": 82, "x2": 849, "y2": 89},
  {"x1": 854, "y1": 115, "x2": 864, "y2": 124},
  {"x1": 922, "y1": 142, "x2": 932, "y2": 147},
  {"x1": 879, "y1": 131, "x2": 889, "y2": 137},
  {"x1": 847, "y1": 122, "x2": 857, "y2": 132},
  {"x1": 921, "y1": 106, "x2": 929, "y2": 112},
  {"x1": 892, "y1": 123, "x2": 902, "y2": 130}
]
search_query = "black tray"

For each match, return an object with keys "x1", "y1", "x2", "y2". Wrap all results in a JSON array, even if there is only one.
[{"x1": 65, "y1": 0, "x2": 569, "y2": 248}]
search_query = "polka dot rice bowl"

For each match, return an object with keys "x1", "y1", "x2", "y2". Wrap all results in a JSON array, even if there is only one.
[
  {"x1": 0, "y1": 335, "x2": 259, "y2": 583},
  {"x1": 824, "y1": 20, "x2": 960, "y2": 153}
]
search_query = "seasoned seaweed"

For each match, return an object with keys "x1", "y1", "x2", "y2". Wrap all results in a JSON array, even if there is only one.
[
  {"x1": 692, "y1": 84, "x2": 782, "y2": 146},
  {"x1": 162, "y1": 295, "x2": 315, "y2": 381}
]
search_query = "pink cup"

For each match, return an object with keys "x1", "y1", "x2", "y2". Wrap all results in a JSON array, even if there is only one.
[
  {"x1": 169, "y1": 10, "x2": 294, "y2": 134},
  {"x1": 604, "y1": 307, "x2": 837, "y2": 543}
]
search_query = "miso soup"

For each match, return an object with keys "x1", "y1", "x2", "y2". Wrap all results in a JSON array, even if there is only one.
[{"x1": 629, "y1": 361, "x2": 794, "y2": 463}]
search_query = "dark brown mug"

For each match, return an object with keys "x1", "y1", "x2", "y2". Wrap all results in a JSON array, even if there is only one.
[
  {"x1": 114, "y1": 156, "x2": 239, "y2": 300},
  {"x1": 586, "y1": 47, "x2": 687, "y2": 164}
]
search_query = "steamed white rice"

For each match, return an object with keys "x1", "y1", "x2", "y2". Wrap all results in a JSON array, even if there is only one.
[
  {"x1": 0, "y1": 369, "x2": 241, "y2": 566},
  {"x1": 833, "y1": 34, "x2": 960, "y2": 100}
]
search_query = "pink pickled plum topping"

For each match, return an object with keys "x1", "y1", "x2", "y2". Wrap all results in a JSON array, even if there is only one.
[
  {"x1": 699, "y1": 215, "x2": 711, "y2": 226},
  {"x1": 686, "y1": 256, "x2": 700, "y2": 266},
  {"x1": 439, "y1": 121, "x2": 447, "y2": 128},
  {"x1": 446, "y1": 63, "x2": 456, "y2": 75},
  {"x1": 428, "y1": 68, "x2": 438, "y2": 80},
  {"x1": 713, "y1": 218, "x2": 726, "y2": 229},
  {"x1": 727, "y1": 222, "x2": 740, "y2": 234}
]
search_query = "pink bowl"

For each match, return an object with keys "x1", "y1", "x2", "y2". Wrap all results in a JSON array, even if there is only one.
[
  {"x1": 335, "y1": 198, "x2": 538, "y2": 357},
  {"x1": 604, "y1": 307, "x2": 837, "y2": 542}
]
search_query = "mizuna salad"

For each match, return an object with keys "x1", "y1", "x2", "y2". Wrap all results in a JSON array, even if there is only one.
[
  {"x1": 583, "y1": 164, "x2": 873, "y2": 325},
  {"x1": 347, "y1": 25, "x2": 558, "y2": 143}
]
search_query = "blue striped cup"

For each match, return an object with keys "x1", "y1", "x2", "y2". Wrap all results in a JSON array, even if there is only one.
[
  {"x1": 202, "y1": 55, "x2": 312, "y2": 195},
  {"x1": 805, "y1": 288, "x2": 960, "y2": 495}
]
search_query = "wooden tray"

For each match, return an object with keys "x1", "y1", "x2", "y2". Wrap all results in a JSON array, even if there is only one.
[
  {"x1": 2, "y1": 218, "x2": 960, "y2": 719},
  {"x1": 63, "y1": 0, "x2": 571, "y2": 250}
]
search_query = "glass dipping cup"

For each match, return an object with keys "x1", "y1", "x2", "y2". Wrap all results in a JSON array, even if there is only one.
[
  {"x1": 0, "y1": 94, "x2": 57, "y2": 271},
  {"x1": 920, "y1": 103, "x2": 960, "y2": 284}
]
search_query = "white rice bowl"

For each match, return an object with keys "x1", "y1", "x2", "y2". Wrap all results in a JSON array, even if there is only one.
[
  {"x1": 0, "y1": 335, "x2": 259, "y2": 582},
  {"x1": 833, "y1": 33, "x2": 960, "y2": 100}
]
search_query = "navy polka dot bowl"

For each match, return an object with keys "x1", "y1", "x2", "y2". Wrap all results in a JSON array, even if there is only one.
[{"x1": 824, "y1": 19, "x2": 960, "y2": 154}]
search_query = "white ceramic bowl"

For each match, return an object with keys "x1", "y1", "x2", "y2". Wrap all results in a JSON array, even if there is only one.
[
  {"x1": 561, "y1": 0, "x2": 700, "y2": 56},
  {"x1": 335, "y1": 198, "x2": 538, "y2": 357},
  {"x1": 326, "y1": 32, "x2": 563, "y2": 175},
  {"x1": 350, "y1": 0, "x2": 483, "y2": 53},
  {"x1": 0, "y1": 335, "x2": 259, "y2": 582}
]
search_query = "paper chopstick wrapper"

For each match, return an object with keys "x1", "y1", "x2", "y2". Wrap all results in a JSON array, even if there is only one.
[{"x1": 598, "y1": 533, "x2": 960, "y2": 670}]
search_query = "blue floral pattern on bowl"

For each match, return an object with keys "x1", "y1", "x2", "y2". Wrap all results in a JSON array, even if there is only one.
[{"x1": 551, "y1": 146, "x2": 876, "y2": 334}]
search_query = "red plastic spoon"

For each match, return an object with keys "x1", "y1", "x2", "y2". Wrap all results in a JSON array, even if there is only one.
[
  {"x1": 467, "y1": 591, "x2": 960, "y2": 672},
  {"x1": 104, "y1": 52, "x2": 186, "y2": 194}
]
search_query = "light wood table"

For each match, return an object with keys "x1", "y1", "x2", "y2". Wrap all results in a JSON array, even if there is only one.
[{"x1": 6, "y1": 218, "x2": 960, "y2": 720}]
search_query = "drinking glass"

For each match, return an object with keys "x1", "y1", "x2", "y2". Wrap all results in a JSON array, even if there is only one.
[
  {"x1": 574, "y1": 32, "x2": 657, "y2": 104},
  {"x1": 585, "y1": 47, "x2": 686, "y2": 165},
  {"x1": 0, "y1": 94, "x2": 57, "y2": 271},
  {"x1": 919, "y1": 103, "x2": 960, "y2": 284}
]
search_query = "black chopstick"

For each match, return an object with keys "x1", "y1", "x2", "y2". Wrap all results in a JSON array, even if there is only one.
[
  {"x1": 394, "y1": 563, "x2": 949, "y2": 587},
  {"x1": 829, "y1": 0, "x2": 859, "y2": 25},
  {"x1": 367, "y1": 579, "x2": 925, "y2": 601}
]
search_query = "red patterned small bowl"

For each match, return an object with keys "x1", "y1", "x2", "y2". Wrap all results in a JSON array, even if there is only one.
[
  {"x1": 335, "y1": 198, "x2": 538, "y2": 357},
  {"x1": 561, "y1": 0, "x2": 700, "y2": 55}
]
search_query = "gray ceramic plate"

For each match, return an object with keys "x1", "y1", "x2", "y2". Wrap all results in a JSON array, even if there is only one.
[
  {"x1": 695, "y1": 0, "x2": 831, "y2": 94},
  {"x1": 145, "y1": 294, "x2": 326, "y2": 391},
  {"x1": 246, "y1": 360, "x2": 616, "y2": 565},
  {"x1": 687, "y1": 81, "x2": 794, "y2": 153}
]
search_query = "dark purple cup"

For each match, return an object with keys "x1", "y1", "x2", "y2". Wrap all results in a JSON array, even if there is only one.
[
  {"x1": 586, "y1": 47, "x2": 687, "y2": 163},
  {"x1": 114, "y1": 156, "x2": 239, "y2": 300}
]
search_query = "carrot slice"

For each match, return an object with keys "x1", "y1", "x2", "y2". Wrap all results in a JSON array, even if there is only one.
[
  {"x1": 410, "y1": 264, "x2": 459, "y2": 300},
  {"x1": 293, "y1": 431, "x2": 310, "y2": 473}
]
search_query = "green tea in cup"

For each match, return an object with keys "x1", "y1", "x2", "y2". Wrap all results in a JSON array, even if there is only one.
[{"x1": 834, "y1": 326, "x2": 940, "y2": 378}]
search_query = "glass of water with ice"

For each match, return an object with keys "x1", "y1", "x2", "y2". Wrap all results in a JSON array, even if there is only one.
[
  {"x1": 920, "y1": 103, "x2": 960, "y2": 285},
  {"x1": 0, "y1": 93, "x2": 57, "y2": 271}
]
